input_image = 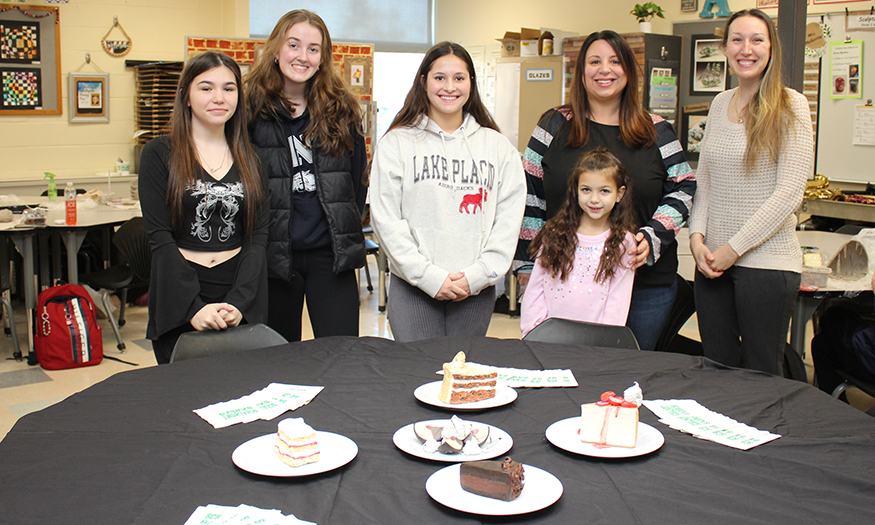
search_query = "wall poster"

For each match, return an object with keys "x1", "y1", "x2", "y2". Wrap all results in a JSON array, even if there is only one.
[
  {"x1": 0, "y1": 5, "x2": 61, "y2": 115},
  {"x1": 69, "y1": 72, "x2": 109, "y2": 123},
  {"x1": 690, "y1": 34, "x2": 727, "y2": 96}
]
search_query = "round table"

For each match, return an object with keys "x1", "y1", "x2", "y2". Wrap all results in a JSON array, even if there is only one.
[{"x1": 1, "y1": 336, "x2": 873, "y2": 524}]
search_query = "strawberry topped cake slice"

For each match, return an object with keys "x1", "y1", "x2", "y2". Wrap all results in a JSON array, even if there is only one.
[{"x1": 579, "y1": 382, "x2": 643, "y2": 448}]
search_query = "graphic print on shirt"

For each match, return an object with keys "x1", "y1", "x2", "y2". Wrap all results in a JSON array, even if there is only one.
[
  {"x1": 459, "y1": 188, "x2": 487, "y2": 214},
  {"x1": 547, "y1": 244, "x2": 606, "y2": 303},
  {"x1": 412, "y1": 154, "x2": 496, "y2": 191},
  {"x1": 288, "y1": 135, "x2": 316, "y2": 194},
  {"x1": 189, "y1": 180, "x2": 244, "y2": 242}
]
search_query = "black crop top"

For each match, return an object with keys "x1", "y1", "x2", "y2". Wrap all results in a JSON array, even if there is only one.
[{"x1": 177, "y1": 166, "x2": 244, "y2": 250}]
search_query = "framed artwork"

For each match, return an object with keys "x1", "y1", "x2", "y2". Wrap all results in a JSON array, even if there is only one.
[
  {"x1": 344, "y1": 56, "x2": 370, "y2": 94},
  {"x1": 681, "y1": 0, "x2": 698, "y2": 12},
  {"x1": 0, "y1": 5, "x2": 60, "y2": 115},
  {"x1": 68, "y1": 72, "x2": 109, "y2": 122},
  {"x1": 690, "y1": 35, "x2": 727, "y2": 96},
  {"x1": 681, "y1": 106, "x2": 710, "y2": 162}
]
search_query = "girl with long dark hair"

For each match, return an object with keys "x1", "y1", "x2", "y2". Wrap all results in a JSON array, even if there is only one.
[
  {"x1": 369, "y1": 42, "x2": 526, "y2": 341},
  {"x1": 139, "y1": 51, "x2": 268, "y2": 364},
  {"x1": 521, "y1": 148, "x2": 637, "y2": 337}
]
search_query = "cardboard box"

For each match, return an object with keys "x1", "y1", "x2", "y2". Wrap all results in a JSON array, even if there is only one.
[
  {"x1": 520, "y1": 40, "x2": 539, "y2": 56},
  {"x1": 497, "y1": 28, "x2": 541, "y2": 57}
]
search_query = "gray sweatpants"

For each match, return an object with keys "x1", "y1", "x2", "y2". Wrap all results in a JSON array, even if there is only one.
[{"x1": 387, "y1": 274, "x2": 495, "y2": 342}]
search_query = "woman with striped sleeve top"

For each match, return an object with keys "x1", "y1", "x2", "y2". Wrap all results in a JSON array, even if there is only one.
[{"x1": 514, "y1": 30, "x2": 696, "y2": 351}]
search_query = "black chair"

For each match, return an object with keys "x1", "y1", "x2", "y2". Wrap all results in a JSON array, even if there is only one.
[
  {"x1": 78, "y1": 217, "x2": 150, "y2": 351},
  {"x1": 169, "y1": 323, "x2": 288, "y2": 363},
  {"x1": 656, "y1": 274, "x2": 702, "y2": 355},
  {"x1": 832, "y1": 369, "x2": 875, "y2": 401},
  {"x1": 835, "y1": 224, "x2": 865, "y2": 235},
  {"x1": 40, "y1": 188, "x2": 86, "y2": 196},
  {"x1": 362, "y1": 225, "x2": 379, "y2": 292},
  {"x1": 524, "y1": 317, "x2": 640, "y2": 350},
  {"x1": 361, "y1": 204, "x2": 389, "y2": 312}
]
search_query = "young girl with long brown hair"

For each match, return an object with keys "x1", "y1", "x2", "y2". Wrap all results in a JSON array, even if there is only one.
[
  {"x1": 689, "y1": 9, "x2": 813, "y2": 375},
  {"x1": 369, "y1": 41, "x2": 526, "y2": 342},
  {"x1": 521, "y1": 148, "x2": 637, "y2": 337},
  {"x1": 139, "y1": 51, "x2": 268, "y2": 364},
  {"x1": 246, "y1": 10, "x2": 367, "y2": 342}
]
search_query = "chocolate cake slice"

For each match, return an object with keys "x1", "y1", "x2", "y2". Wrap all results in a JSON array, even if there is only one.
[{"x1": 460, "y1": 457, "x2": 524, "y2": 501}]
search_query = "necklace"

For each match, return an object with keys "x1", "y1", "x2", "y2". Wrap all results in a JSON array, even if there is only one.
[
  {"x1": 199, "y1": 144, "x2": 228, "y2": 174},
  {"x1": 735, "y1": 93, "x2": 748, "y2": 124}
]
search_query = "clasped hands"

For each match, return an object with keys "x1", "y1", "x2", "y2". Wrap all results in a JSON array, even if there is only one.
[
  {"x1": 435, "y1": 272, "x2": 471, "y2": 302},
  {"x1": 190, "y1": 303, "x2": 242, "y2": 331},
  {"x1": 690, "y1": 233, "x2": 738, "y2": 279}
]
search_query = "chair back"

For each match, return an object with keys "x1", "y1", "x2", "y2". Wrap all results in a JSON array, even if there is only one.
[
  {"x1": 836, "y1": 369, "x2": 875, "y2": 398},
  {"x1": 655, "y1": 274, "x2": 697, "y2": 352},
  {"x1": 112, "y1": 217, "x2": 151, "y2": 282},
  {"x1": 169, "y1": 323, "x2": 288, "y2": 363},
  {"x1": 524, "y1": 317, "x2": 640, "y2": 350}
]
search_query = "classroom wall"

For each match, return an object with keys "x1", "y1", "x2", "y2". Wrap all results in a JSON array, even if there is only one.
[
  {"x1": 0, "y1": 0, "x2": 247, "y2": 183},
  {"x1": 436, "y1": 0, "x2": 873, "y2": 49},
  {"x1": 3, "y1": 0, "x2": 871, "y2": 183},
  {"x1": 434, "y1": 1, "x2": 650, "y2": 46}
]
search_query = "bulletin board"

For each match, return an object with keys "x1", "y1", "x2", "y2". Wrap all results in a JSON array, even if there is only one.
[
  {"x1": 0, "y1": 5, "x2": 61, "y2": 116},
  {"x1": 814, "y1": 11, "x2": 875, "y2": 183}
]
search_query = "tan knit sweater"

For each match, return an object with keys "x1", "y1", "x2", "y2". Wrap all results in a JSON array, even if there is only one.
[{"x1": 690, "y1": 88, "x2": 813, "y2": 273}]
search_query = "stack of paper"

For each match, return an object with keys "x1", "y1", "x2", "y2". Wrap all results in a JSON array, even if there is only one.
[
  {"x1": 437, "y1": 365, "x2": 578, "y2": 387},
  {"x1": 194, "y1": 383, "x2": 324, "y2": 429},
  {"x1": 495, "y1": 367, "x2": 578, "y2": 387},
  {"x1": 184, "y1": 504, "x2": 315, "y2": 525},
  {"x1": 643, "y1": 399, "x2": 781, "y2": 450}
]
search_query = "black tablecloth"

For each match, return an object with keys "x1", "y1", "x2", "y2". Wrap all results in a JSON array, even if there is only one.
[{"x1": 2, "y1": 336, "x2": 874, "y2": 524}]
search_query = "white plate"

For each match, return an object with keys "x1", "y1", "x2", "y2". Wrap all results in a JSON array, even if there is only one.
[
  {"x1": 426, "y1": 463, "x2": 563, "y2": 516},
  {"x1": 545, "y1": 417, "x2": 664, "y2": 458},
  {"x1": 232, "y1": 431, "x2": 357, "y2": 477},
  {"x1": 392, "y1": 420, "x2": 513, "y2": 462},
  {"x1": 414, "y1": 380, "x2": 517, "y2": 410}
]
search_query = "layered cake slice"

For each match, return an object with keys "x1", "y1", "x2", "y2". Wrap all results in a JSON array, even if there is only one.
[
  {"x1": 460, "y1": 457, "x2": 525, "y2": 501},
  {"x1": 579, "y1": 382, "x2": 643, "y2": 448},
  {"x1": 274, "y1": 417, "x2": 320, "y2": 467},
  {"x1": 438, "y1": 352, "x2": 497, "y2": 404}
]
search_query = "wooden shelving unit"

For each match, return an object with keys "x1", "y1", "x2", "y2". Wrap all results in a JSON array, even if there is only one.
[{"x1": 133, "y1": 62, "x2": 183, "y2": 170}]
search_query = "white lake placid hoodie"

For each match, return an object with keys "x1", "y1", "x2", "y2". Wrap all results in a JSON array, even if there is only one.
[{"x1": 370, "y1": 113, "x2": 526, "y2": 299}]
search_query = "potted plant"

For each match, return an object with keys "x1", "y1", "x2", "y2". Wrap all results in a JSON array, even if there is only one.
[{"x1": 631, "y1": 2, "x2": 665, "y2": 33}]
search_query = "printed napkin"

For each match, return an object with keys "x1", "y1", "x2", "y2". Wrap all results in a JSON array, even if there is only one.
[
  {"x1": 643, "y1": 399, "x2": 781, "y2": 450},
  {"x1": 437, "y1": 363, "x2": 578, "y2": 388},
  {"x1": 184, "y1": 503, "x2": 315, "y2": 525},
  {"x1": 194, "y1": 383, "x2": 324, "y2": 429}
]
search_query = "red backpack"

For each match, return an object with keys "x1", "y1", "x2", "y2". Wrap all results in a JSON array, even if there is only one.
[{"x1": 34, "y1": 284, "x2": 103, "y2": 370}]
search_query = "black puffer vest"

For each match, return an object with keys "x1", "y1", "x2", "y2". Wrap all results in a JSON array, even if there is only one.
[{"x1": 250, "y1": 110, "x2": 365, "y2": 280}]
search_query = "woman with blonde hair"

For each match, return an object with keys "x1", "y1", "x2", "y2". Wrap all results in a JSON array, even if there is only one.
[
  {"x1": 689, "y1": 9, "x2": 813, "y2": 374},
  {"x1": 246, "y1": 10, "x2": 367, "y2": 342}
]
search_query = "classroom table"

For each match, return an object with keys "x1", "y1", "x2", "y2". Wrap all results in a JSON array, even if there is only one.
[
  {"x1": 676, "y1": 229, "x2": 864, "y2": 356},
  {"x1": 0, "y1": 199, "x2": 141, "y2": 356},
  {"x1": 1, "y1": 336, "x2": 873, "y2": 524}
]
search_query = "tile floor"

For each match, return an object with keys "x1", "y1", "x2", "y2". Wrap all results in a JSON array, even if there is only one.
[{"x1": 0, "y1": 258, "x2": 872, "y2": 441}]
